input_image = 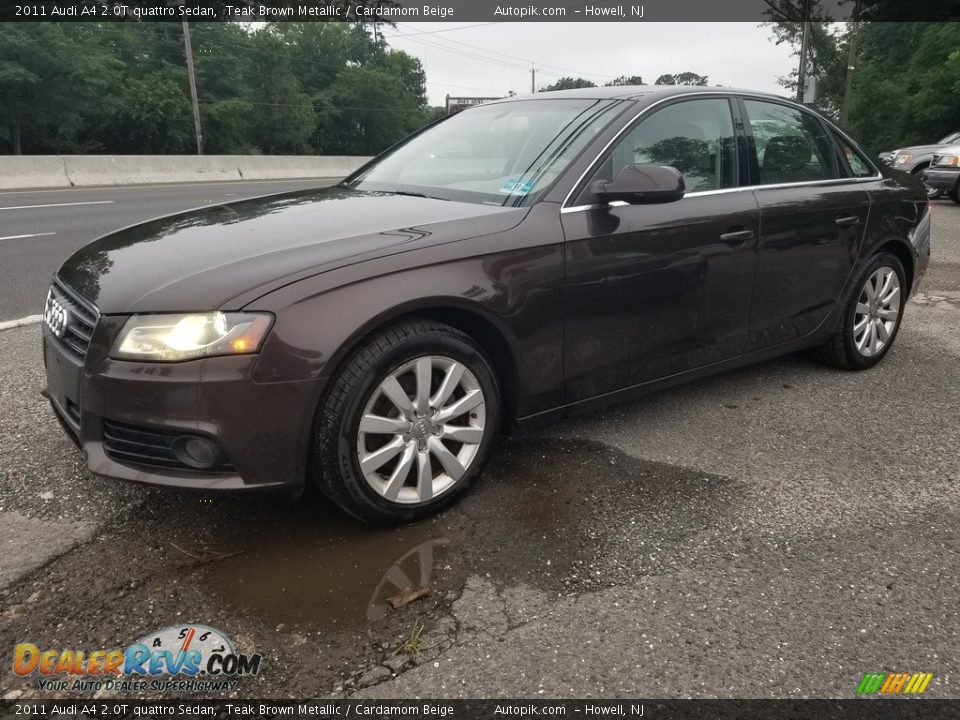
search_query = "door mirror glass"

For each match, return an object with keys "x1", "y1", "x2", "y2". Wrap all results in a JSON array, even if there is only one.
[{"x1": 592, "y1": 164, "x2": 686, "y2": 204}]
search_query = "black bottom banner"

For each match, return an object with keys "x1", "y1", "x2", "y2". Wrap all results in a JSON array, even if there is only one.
[{"x1": 2, "y1": 699, "x2": 957, "y2": 720}]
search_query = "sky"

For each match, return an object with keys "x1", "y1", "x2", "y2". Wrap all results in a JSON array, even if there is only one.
[{"x1": 381, "y1": 22, "x2": 799, "y2": 107}]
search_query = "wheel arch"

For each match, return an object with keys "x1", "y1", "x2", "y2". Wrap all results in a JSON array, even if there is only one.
[
  {"x1": 873, "y1": 238, "x2": 916, "y2": 295},
  {"x1": 320, "y1": 298, "x2": 521, "y2": 433}
]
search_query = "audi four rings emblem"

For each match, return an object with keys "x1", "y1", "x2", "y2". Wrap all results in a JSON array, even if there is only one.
[{"x1": 44, "y1": 291, "x2": 69, "y2": 339}]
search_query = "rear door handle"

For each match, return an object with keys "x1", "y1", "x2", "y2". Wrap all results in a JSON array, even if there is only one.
[
  {"x1": 719, "y1": 228, "x2": 755, "y2": 245},
  {"x1": 835, "y1": 215, "x2": 860, "y2": 227}
]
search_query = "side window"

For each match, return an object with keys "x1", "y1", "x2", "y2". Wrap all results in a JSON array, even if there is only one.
[
  {"x1": 830, "y1": 130, "x2": 876, "y2": 177},
  {"x1": 743, "y1": 100, "x2": 839, "y2": 185},
  {"x1": 592, "y1": 99, "x2": 737, "y2": 195}
]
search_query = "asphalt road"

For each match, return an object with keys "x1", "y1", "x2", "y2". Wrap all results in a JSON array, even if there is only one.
[
  {"x1": 0, "y1": 178, "x2": 336, "y2": 322},
  {"x1": 0, "y1": 199, "x2": 958, "y2": 701}
]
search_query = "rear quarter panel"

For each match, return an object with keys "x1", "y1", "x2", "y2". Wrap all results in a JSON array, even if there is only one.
[{"x1": 863, "y1": 172, "x2": 930, "y2": 294}]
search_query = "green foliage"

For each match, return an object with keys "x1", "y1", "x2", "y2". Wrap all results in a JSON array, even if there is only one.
[
  {"x1": 655, "y1": 72, "x2": 709, "y2": 86},
  {"x1": 0, "y1": 24, "x2": 119, "y2": 153},
  {"x1": 539, "y1": 76, "x2": 597, "y2": 92},
  {"x1": 605, "y1": 75, "x2": 645, "y2": 86},
  {"x1": 849, "y1": 22, "x2": 960, "y2": 152},
  {"x1": 0, "y1": 21, "x2": 429, "y2": 156},
  {"x1": 767, "y1": 20, "x2": 960, "y2": 153}
]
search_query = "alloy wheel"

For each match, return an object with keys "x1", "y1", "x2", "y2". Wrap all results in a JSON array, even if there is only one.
[
  {"x1": 853, "y1": 266, "x2": 901, "y2": 358},
  {"x1": 357, "y1": 356, "x2": 486, "y2": 504}
]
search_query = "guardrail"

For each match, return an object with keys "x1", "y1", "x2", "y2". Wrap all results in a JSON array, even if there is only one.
[{"x1": 0, "y1": 155, "x2": 372, "y2": 191}]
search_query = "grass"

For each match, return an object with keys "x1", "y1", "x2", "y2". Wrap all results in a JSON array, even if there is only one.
[{"x1": 394, "y1": 618, "x2": 428, "y2": 658}]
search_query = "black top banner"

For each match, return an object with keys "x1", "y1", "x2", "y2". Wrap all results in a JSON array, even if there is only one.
[{"x1": 2, "y1": 0, "x2": 959, "y2": 22}]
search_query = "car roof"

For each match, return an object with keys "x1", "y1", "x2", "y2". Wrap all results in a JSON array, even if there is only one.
[{"x1": 505, "y1": 85, "x2": 794, "y2": 103}]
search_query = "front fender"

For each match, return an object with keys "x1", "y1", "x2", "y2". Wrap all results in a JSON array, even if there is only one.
[{"x1": 247, "y1": 204, "x2": 568, "y2": 420}]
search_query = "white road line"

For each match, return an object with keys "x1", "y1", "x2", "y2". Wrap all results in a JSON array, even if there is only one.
[
  {"x1": 0, "y1": 315, "x2": 43, "y2": 331},
  {"x1": 0, "y1": 200, "x2": 115, "y2": 211},
  {"x1": 0, "y1": 232, "x2": 57, "y2": 241}
]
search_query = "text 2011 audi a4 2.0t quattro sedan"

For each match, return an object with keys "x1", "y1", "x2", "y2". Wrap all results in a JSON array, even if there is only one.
[{"x1": 43, "y1": 86, "x2": 931, "y2": 523}]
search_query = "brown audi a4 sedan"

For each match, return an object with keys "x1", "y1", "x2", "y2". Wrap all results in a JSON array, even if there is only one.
[{"x1": 43, "y1": 86, "x2": 931, "y2": 523}]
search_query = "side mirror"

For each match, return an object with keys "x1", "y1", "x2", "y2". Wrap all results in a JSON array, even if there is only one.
[{"x1": 591, "y1": 164, "x2": 685, "y2": 205}]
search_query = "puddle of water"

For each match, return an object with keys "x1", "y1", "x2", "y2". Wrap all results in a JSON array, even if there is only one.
[
  {"x1": 196, "y1": 438, "x2": 735, "y2": 633},
  {"x1": 201, "y1": 506, "x2": 465, "y2": 631}
]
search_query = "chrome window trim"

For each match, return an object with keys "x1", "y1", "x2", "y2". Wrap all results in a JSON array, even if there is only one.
[
  {"x1": 560, "y1": 90, "x2": 882, "y2": 213},
  {"x1": 559, "y1": 175, "x2": 883, "y2": 215}
]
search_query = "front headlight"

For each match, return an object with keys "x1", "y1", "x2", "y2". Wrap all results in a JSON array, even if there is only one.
[
  {"x1": 935, "y1": 154, "x2": 960, "y2": 167},
  {"x1": 894, "y1": 154, "x2": 912, "y2": 165},
  {"x1": 110, "y1": 312, "x2": 273, "y2": 362}
]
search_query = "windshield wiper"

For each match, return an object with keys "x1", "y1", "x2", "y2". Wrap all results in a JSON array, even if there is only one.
[{"x1": 389, "y1": 190, "x2": 449, "y2": 201}]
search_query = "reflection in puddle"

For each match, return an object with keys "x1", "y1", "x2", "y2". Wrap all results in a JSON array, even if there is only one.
[
  {"x1": 203, "y1": 509, "x2": 464, "y2": 632},
  {"x1": 367, "y1": 538, "x2": 449, "y2": 620},
  {"x1": 200, "y1": 438, "x2": 735, "y2": 634}
]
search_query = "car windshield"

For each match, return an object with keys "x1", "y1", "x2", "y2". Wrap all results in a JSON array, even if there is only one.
[
  {"x1": 344, "y1": 99, "x2": 620, "y2": 206},
  {"x1": 938, "y1": 132, "x2": 960, "y2": 144}
]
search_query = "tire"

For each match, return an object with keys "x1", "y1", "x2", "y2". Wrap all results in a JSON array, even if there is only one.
[
  {"x1": 950, "y1": 189, "x2": 960, "y2": 205},
  {"x1": 811, "y1": 252, "x2": 907, "y2": 371},
  {"x1": 313, "y1": 319, "x2": 500, "y2": 524}
]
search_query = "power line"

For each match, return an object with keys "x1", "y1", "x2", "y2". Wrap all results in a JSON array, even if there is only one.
[
  {"x1": 387, "y1": 23, "x2": 613, "y2": 83},
  {"x1": 386, "y1": 22, "x2": 499, "y2": 37}
]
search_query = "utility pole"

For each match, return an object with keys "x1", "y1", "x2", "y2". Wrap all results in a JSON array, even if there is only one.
[
  {"x1": 531, "y1": 63, "x2": 536, "y2": 93},
  {"x1": 839, "y1": 0, "x2": 863, "y2": 128},
  {"x1": 796, "y1": 0, "x2": 811, "y2": 103},
  {"x1": 182, "y1": 21, "x2": 203, "y2": 155}
]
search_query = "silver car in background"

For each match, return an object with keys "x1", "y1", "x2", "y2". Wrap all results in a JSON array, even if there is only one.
[{"x1": 882, "y1": 131, "x2": 960, "y2": 197}]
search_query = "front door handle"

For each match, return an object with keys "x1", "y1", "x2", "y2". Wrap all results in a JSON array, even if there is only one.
[
  {"x1": 835, "y1": 214, "x2": 860, "y2": 227},
  {"x1": 719, "y1": 228, "x2": 755, "y2": 245}
]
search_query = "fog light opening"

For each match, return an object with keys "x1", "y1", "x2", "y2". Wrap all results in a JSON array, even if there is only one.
[{"x1": 172, "y1": 435, "x2": 223, "y2": 470}]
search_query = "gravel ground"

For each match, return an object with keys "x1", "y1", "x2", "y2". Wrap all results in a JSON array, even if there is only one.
[{"x1": 1, "y1": 200, "x2": 958, "y2": 700}]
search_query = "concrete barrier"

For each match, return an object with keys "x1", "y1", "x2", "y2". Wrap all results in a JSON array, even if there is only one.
[
  {"x1": 0, "y1": 156, "x2": 73, "y2": 190},
  {"x1": 0, "y1": 155, "x2": 372, "y2": 191}
]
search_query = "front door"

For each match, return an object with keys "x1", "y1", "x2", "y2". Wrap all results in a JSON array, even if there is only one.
[{"x1": 561, "y1": 97, "x2": 759, "y2": 402}]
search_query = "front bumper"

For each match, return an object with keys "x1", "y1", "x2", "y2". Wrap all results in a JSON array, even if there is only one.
[
  {"x1": 922, "y1": 167, "x2": 960, "y2": 193},
  {"x1": 43, "y1": 309, "x2": 323, "y2": 492}
]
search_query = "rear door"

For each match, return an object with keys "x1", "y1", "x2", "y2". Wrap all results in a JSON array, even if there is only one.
[{"x1": 740, "y1": 98, "x2": 870, "y2": 351}]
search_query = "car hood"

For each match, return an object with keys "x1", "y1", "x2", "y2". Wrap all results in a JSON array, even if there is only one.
[
  {"x1": 57, "y1": 187, "x2": 525, "y2": 314},
  {"x1": 892, "y1": 143, "x2": 948, "y2": 156}
]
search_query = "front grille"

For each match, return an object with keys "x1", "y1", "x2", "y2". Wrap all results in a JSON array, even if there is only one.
[
  {"x1": 102, "y1": 420, "x2": 236, "y2": 474},
  {"x1": 47, "y1": 278, "x2": 99, "y2": 362}
]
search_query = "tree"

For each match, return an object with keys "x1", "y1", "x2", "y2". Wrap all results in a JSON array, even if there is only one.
[
  {"x1": 0, "y1": 20, "x2": 435, "y2": 157},
  {"x1": 540, "y1": 77, "x2": 597, "y2": 92},
  {"x1": 0, "y1": 24, "x2": 118, "y2": 154},
  {"x1": 605, "y1": 75, "x2": 644, "y2": 86},
  {"x1": 654, "y1": 72, "x2": 709, "y2": 86},
  {"x1": 765, "y1": 19, "x2": 846, "y2": 116},
  {"x1": 848, "y1": 22, "x2": 960, "y2": 152},
  {"x1": 250, "y1": 27, "x2": 316, "y2": 154},
  {"x1": 317, "y1": 65, "x2": 427, "y2": 155}
]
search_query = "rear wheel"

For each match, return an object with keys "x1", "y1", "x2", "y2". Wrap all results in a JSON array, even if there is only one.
[
  {"x1": 950, "y1": 189, "x2": 960, "y2": 205},
  {"x1": 811, "y1": 253, "x2": 906, "y2": 370},
  {"x1": 313, "y1": 320, "x2": 500, "y2": 524}
]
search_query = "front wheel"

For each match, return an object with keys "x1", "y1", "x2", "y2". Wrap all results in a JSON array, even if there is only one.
[
  {"x1": 811, "y1": 253, "x2": 906, "y2": 370},
  {"x1": 313, "y1": 320, "x2": 500, "y2": 524}
]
